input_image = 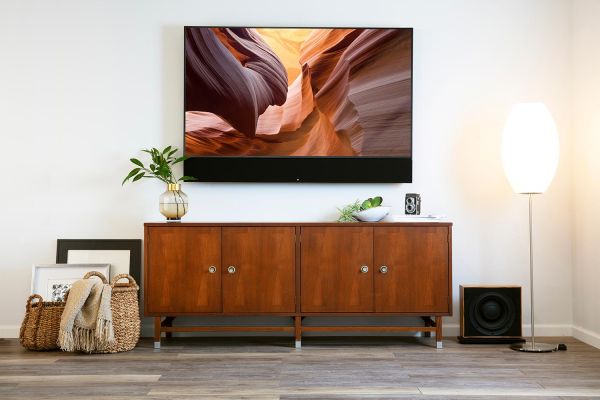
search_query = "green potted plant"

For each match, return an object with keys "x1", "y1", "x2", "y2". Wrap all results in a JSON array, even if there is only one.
[{"x1": 122, "y1": 146, "x2": 196, "y2": 221}]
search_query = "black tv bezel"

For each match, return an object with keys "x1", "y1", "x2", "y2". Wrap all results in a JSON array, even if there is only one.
[{"x1": 183, "y1": 26, "x2": 413, "y2": 183}]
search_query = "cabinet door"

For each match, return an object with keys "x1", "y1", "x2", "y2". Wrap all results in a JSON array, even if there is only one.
[
  {"x1": 374, "y1": 227, "x2": 449, "y2": 312},
  {"x1": 301, "y1": 227, "x2": 374, "y2": 312},
  {"x1": 146, "y1": 227, "x2": 221, "y2": 313},
  {"x1": 222, "y1": 227, "x2": 295, "y2": 313}
]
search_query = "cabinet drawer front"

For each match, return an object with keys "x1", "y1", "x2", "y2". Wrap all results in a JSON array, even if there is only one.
[
  {"x1": 374, "y1": 226, "x2": 449, "y2": 312},
  {"x1": 222, "y1": 227, "x2": 296, "y2": 313},
  {"x1": 301, "y1": 227, "x2": 374, "y2": 312},
  {"x1": 146, "y1": 227, "x2": 221, "y2": 313}
]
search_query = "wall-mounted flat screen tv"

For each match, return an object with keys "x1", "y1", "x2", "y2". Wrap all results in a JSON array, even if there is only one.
[{"x1": 184, "y1": 27, "x2": 412, "y2": 182}]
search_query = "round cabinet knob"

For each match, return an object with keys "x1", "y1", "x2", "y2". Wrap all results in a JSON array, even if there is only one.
[
  {"x1": 208, "y1": 266, "x2": 217, "y2": 274},
  {"x1": 360, "y1": 265, "x2": 369, "y2": 274},
  {"x1": 379, "y1": 265, "x2": 389, "y2": 274},
  {"x1": 227, "y1": 266, "x2": 236, "y2": 274}
]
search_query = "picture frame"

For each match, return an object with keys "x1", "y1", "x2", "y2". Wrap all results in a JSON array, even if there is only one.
[
  {"x1": 31, "y1": 264, "x2": 110, "y2": 301},
  {"x1": 56, "y1": 239, "x2": 142, "y2": 285}
]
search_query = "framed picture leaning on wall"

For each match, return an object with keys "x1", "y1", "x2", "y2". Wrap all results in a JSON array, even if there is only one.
[
  {"x1": 31, "y1": 264, "x2": 110, "y2": 301},
  {"x1": 56, "y1": 239, "x2": 142, "y2": 284}
]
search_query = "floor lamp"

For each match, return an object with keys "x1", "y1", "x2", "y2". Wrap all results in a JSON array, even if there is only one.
[{"x1": 501, "y1": 103, "x2": 560, "y2": 353}]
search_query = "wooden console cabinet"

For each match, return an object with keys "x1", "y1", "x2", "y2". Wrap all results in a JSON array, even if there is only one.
[{"x1": 144, "y1": 222, "x2": 452, "y2": 349}]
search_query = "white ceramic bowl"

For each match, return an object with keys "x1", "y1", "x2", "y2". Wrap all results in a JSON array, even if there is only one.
[{"x1": 352, "y1": 206, "x2": 391, "y2": 222}]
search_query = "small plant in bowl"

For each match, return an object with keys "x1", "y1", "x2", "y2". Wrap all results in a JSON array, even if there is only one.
[{"x1": 337, "y1": 196, "x2": 390, "y2": 222}]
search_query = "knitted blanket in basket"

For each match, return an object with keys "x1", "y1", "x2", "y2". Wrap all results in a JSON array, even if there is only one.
[{"x1": 58, "y1": 278, "x2": 115, "y2": 352}]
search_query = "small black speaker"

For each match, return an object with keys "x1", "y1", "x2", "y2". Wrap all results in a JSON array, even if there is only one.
[{"x1": 458, "y1": 285, "x2": 524, "y2": 344}]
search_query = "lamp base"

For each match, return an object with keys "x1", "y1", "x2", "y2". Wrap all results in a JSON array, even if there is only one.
[{"x1": 510, "y1": 341, "x2": 557, "y2": 353}]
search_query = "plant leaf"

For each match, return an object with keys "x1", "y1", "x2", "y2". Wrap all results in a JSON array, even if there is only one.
[
  {"x1": 158, "y1": 165, "x2": 169, "y2": 176},
  {"x1": 336, "y1": 200, "x2": 361, "y2": 222},
  {"x1": 172, "y1": 156, "x2": 186, "y2": 165},
  {"x1": 130, "y1": 158, "x2": 144, "y2": 168},
  {"x1": 122, "y1": 168, "x2": 141, "y2": 185},
  {"x1": 372, "y1": 196, "x2": 383, "y2": 207},
  {"x1": 179, "y1": 175, "x2": 197, "y2": 182},
  {"x1": 151, "y1": 149, "x2": 160, "y2": 164},
  {"x1": 162, "y1": 145, "x2": 172, "y2": 155},
  {"x1": 361, "y1": 199, "x2": 372, "y2": 210},
  {"x1": 132, "y1": 172, "x2": 145, "y2": 182}
]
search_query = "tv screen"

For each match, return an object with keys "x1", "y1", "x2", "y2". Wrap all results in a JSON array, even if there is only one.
[{"x1": 184, "y1": 27, "x2": 412, "y2": 182}]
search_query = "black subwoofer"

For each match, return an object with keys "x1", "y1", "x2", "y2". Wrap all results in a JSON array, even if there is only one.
[{"x1": 458, "y1": 285, "x2": 524, "y2": 344}]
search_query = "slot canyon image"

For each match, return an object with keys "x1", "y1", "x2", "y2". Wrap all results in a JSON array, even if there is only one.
[{"x1": 184, "y1": 27, "x2": 412, "y2": 157}]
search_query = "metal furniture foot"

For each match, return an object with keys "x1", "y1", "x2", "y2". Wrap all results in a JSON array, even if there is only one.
[
  {"x1": 154, "y1": 341, "x2": 161, "y2": 349},
  {"x1": 434, "y1": 316, "x2": 443, "y2": 349},
  {"x1": 294, "y1": 316, "x2": 302, "y2": 349}
]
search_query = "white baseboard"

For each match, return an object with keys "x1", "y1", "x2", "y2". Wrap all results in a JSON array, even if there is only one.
[
  {"x1": 444, "y1": 323, "x2": 573, "y2": 337},
  {"x1": 0, "y1": 325, "x2": 20, "y2": 339},
  {"x1": 522, "y1": 324, "x2": 573, "y2": 337},
  {"x1": 573, "y1": 325, "x2": 600, "y2": 349}
]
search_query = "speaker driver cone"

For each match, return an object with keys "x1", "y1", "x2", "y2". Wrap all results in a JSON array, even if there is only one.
[{"x1": 469, "y1": 292, "x2": 515, "y2": 336}]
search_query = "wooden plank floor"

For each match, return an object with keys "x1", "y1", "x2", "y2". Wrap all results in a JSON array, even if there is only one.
[{"x1": 1, "y1": 336, "x2": 599, "y2": 399}]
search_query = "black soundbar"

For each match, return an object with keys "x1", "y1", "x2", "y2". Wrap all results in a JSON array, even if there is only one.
[{"x1": 184, "y1": 157, "x2": 412, "y2": 183}]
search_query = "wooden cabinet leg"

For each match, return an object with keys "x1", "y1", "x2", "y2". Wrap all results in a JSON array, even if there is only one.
[
  {"x1": 435, "y1": 316, "x2": 443, "y2": 349},
  {"x1": 154, "y1": 317, "x2": 162, "y2": 349},
  {"x1": 294, "y1": 316, "x2": 302, "y2": 349}
]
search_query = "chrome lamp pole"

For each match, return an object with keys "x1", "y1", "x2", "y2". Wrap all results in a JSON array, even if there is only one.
[{"x1": 510, "y1": 194, "x2": 556, "y2": 352}]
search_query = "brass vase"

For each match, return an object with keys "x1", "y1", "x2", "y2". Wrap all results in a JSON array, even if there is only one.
[{"x1": 159, "y1": 183, "x2": 188, "y2": 221}]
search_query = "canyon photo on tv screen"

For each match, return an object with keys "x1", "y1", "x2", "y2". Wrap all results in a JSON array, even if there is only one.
[{"x1": 184, "y1": 27, "x2": 413, "y2": 182}]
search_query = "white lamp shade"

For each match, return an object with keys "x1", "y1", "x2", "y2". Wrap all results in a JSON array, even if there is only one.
[{"x1": 501, "y1": 103, "x2": 559, "y2": 194}]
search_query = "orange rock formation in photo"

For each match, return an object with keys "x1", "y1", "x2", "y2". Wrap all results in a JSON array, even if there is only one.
[{"x1": 184, "y1": 27, "x2": 412, "y2": 157}]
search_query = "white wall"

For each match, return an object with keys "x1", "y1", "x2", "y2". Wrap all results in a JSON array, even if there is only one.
[
  {"x1": 572, "y1": 0, "x2": 600, "y2": 348},
  {"x1": 0, "y1": 0, "x2": 574, "y2": 338}
]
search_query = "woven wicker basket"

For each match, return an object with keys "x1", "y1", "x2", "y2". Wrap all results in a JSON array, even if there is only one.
[
  {"x1": 83, "y1": 271, "x2": 140, "y2": 353},
  {"x1": 19, "y1": 294, "x2": 65, "y2": 351}
]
